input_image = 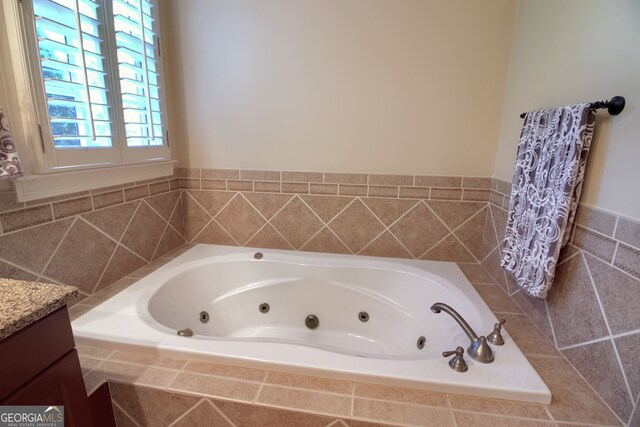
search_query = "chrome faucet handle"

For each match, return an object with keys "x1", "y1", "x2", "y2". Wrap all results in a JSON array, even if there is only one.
[
  {"x1": 443, "y1": 346, "x2": 468, "y2": 373},
  {"x1": 487, "y1": 319, "x2": 506, "y2": 346}
]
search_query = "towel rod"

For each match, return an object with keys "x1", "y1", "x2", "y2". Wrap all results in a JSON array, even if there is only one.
[{"x1": 519, "y1": 96, "x2": 625, "y2": 119}]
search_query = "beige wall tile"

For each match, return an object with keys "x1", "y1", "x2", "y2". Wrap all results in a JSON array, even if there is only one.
[
  {"x1": 354, "y1": 383, "x2": 447, "y2": 407},
  {"x1": 456, "y1": 263, "x2": 495, "y2": 284},
  {"x1": 462, "y1": 177, "x2": 492, "y2": 189},
  {"x1": 368, "y1": 174, "x2": 413, "y2": 186},
  {"x1": 453, "y1": 412, "x2": 555, "y2": 427},
  {"x1": 499, "y1": 313, "x2": 559, "y2": 357},
  {"x1": 169, "y1": 371, "x2": 261, "y2": 403},
  {"x1": 282, "y1": 182, "x2": 309, "y2": 194},
  {"x1": 575, "y1": 204, "x2": 617, "y2": 237},
  {"x1": 359, "y1": 231, "x2": 412, "y2": 258},
  {"x1": 92, "y1": 190, "x2": 125, "y2": 209},
  {"x1": 149, "y1": 181, "x2": 170, "y2": 195},
  {"x1": 201, "y1": 168, "x2": 240, "y2": 180},
  {"x1": 0, "y1": 205, "x2": 53, "y2": 233},
  {"x1": 430, "y1": 188, "x2": 463, "y2": 201},
  {"x1": 562, "y1": 340, "x2": 633, "y2": 422},
  {"x1": 177, "y1": 167, "x2": 201, "y2": 178},
  {"x1": 254, "y1": 181, "x2": 281, "y2": 193},
  {"x1": 310, "y1": 183, "x2": 338, "y2": 195},
  {"x1": 473, "y1": 284, "x2": 523, "y2": 315},
  {"x1": 124, "y1": 185, "x2": 150, "y2": 202},
  {"x1": 265, "y1": 372, "x2": 352, "y2": 394},
  {"x1": 282, "y1": 171, "x2": 323, "y2": 183},
  {"x1": 368, "y1": 186, "x2": 398, "y2": 198},
  {"x1": 256, "y1": 385, "x2": 351, "y2": 417},
  {"x1": 447, "y1": 394, "x2": 551, "y2": 420},
  {"x1": 93, "y1": 361, "x2": 179, "y2": 388},
  {"x1": 201, "y1": 179, "x2": 227, "y2": 190},
  {"x1": 613, "y1": 242, "x2": 640, "y2": 281},
  {"x1": 215, "y1": 399, "x2": 339, "y2": 426},
  {"x1": 300, "y1": 227, "x2": 350, "y2": 254},
  {"x1": 329, "y1": 200, "x2": 385, "y2": 253},
  {"x1": 352, "y1": 398, "x2": 454, "y2": 426},
  {"x1": 463, "y1": 189, "x2": 490, "y2": 201},
  {"x1": 179, "y1": 178, "x2": 202, "y2": 190},
  {"x1": 215, "y1": 195, "x2": 266, "y2": 245},
  {"x1": 184, "y1": 361, "x2": 267, "y2": 382},
  {"x1": 421, "y1": 234, "x2": 475, "y2": 262},
  {"x1": 301, "y1": 195, "x2": 352, "y2": 223},
  {"x1": 572, "y1": 225, "x2": 617, "y2": 263},
  {"x1": 83, "y1": 202, "x2": 138, "y2": 241},
  {"x1": 120, "y1": 202, "x2": 167, "y2": 261},
  {"x1": 227, "y1": 180, "x2": 253, "y2": 191},
  {"x1": 399, "y1": 187, "x2": 430, "y2": 199},
  {"x1": 615, "y1": 333, "x2": 640, "y2": 398},
  {"x1": 270, "y1": 197, "x2": 323, "y2": 248},
  {"x1": 172, "y1": 400, "x2": 233, "y2": 427},
  {"x1": 240, "y1": 169, "x2": 281, "y2": 181},
  {"x1": 414, "y1": 176, "x2": 462, "y2": 188},
  {"x1": 0, "y1": 190, "x2": 25, "y2": 213},
  {"x1": 108, "y1": 351, "x2": 188, "y2": 370},
  {"x1": 324, "y1": 173, "x2": 367, "y2": 185},
  {"x1": 338, "y1": 184, "x2": 367, "y2": 196},
  {"x1": 615, "y1": 216, "x2": 640, "y2": 249},
  {"x1": 389, "y1": 203, "x2": 448, "y2": 257}
]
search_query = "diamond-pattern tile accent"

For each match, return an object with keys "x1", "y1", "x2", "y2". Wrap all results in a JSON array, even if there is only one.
[
  {"x1": 270, "y1": 196, "x2": 324, "y2": 249},
  {"x1": 169, "y1": 198, "x2": 185, "y2": 237},
  {"x1": 246, "y1": 224, "x2": 294, "y2": 250},
  {"x1": 121, "y1": 203, "x2": 167, "y2": 261},
  {"x1": 0, "y1": 260, "x2": 38, "y2": 281},
  {"x1": 145, "y1": 191, "x2": 180, "y2": 220},
  {"x1": 96, "y1": 246, "x2": 146, "y2": 292},
  {"x1": 172, "y1": 400, "x2": 232, "y2": 427},
  {"x1": 427, "y1": 201, "x2": 485, "y2": 230},
  {"x1": 189, "y1": 190, "x2": 235, "y2": 217},
  {"x1": 44, "y1": 219, "x2": 117, "y2": 294},
  {"x1": 215, "y1": 195, "x2": 266, "y2": 245},
  {"x1": 359, "y1": 231, "x2": 411, "y2": 258},
  {"x1": 301, "y1": 195, "x2": 353, "y2": 223},
  {"x1": 389, "y1": 202, "x2": 448, "y2": 257},
  {"x1": 300, "y1": 228, "x2": 350, "y2": 254},
  {"x1": 329, "y1": 200, "x2": 385, "y2": 253},
  {"x1": 244, "y1": 192, "x2": 293, "y2": 220},
  {"x1": 0, "y1": 218, "x2": 73, "y2": 274},
  {"x1": 362, "y1": 198, "x2": 419, "y2": 226},
  {"x1": 83, "y1": 202, "x2": 138, "y2": 241},
  {"x1": 181, "y1": 192, "x2": 212, "y2": 241},
  {"x1": 454, "y1": 208, "x2": 488, "y2": 260},
  {"x1": 193, "y1": 221, "x2": 237, "y2": 246},
  {"x1": 547, "y1": 253, "x2": 609, "y2": 348},
  {"x1": 154, "y1": 226, "x2": 186, "y2": 259},
  {"x1": 422, "y1": 234, "x2": 475, "y2": 262}
]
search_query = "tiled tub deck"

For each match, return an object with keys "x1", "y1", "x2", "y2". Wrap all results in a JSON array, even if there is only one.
[{"x1": 71, "y1": 245, "x2": 624, "y2": 427}]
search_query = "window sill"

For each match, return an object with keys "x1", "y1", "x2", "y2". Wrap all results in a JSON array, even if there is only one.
[{"x1": 13, "y1": 160, "x2": 176, "y2": 202}]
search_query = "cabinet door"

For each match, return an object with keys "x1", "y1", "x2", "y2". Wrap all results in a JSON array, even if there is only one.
[{"x1": 3, "y1": 350, "x2": 94, "y2": 427}]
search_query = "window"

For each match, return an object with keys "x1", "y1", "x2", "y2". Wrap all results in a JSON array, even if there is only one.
[{"x1": 21, "y1": 0, "x2": 169, "y2": 170}]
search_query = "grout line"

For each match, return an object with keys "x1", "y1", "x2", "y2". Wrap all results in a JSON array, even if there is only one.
[
  {"x1": 111, "y1": 400, "x2": 143, "y2": 427},
  {"x1": 37, "y1": 216, "x2": 77, "y2": 278},
  {"x1": 166, "y1": 398, "x2": 207, "y2": 427},
  {"x1": 90, "y1": 243, "x2": 119, "y2": 295},
  {"x1": 446, "y1": 394, "x2": 458, "y2": 427},
  {"x1": 544, "y1": 299, "x2": 560, "y2": 349},
  {"x1": 208, "y1": 399, "x2": 239, "y2": 427},
  {"x1": 582, "y1": 251, "x2": 635, "y2": 409}
]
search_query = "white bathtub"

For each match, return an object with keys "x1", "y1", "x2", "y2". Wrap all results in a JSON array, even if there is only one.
[{"x1": 72, "y1": 244, "x2": 551, "y2": 404}]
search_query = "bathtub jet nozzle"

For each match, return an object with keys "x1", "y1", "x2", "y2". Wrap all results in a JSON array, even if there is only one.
[
  {"x1": 305, "y1": 314, "x2": 319, "y2": 329},
  {"x1": 430, "y1": 302, "x2": 494, "y2": 364}
]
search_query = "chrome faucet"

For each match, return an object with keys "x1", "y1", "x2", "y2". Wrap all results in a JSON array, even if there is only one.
[{"x1": 430, "y1": 302, "x2": 494, "y2": 363}]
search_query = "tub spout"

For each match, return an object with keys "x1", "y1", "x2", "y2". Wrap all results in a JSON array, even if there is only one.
[{"x1": 430, "y1": 302, "x2": 494, "y2": 363}]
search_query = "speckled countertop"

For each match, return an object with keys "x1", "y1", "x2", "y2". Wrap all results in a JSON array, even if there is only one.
[{"x1": 0, "y1": 279, "x2": 78, "y2": 340}]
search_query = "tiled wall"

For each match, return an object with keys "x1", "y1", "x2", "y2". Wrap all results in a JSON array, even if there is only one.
[
  {"x1": 177, "y1": 168, "x2": 494, "y2": 262},
  {"x1": 483, "y1": 179, "x2": 640, "y2": 425},
  {"x1": 0, "y1": 176, "x2": 185, "y2": 301}
]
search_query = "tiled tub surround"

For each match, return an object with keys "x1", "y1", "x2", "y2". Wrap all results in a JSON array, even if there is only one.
[
  {"x1": 73, "y1": 244, "x2": 623, "y2": 427},
  {"x1": 485, "y1": 179, "x2": 640, "y2": 426},
  {"x1": 0, "y1": 176, "x2": 185, "y2": 301},
  {"x1": 176, "y1": 168, "x2": 495, "y2": 262}
]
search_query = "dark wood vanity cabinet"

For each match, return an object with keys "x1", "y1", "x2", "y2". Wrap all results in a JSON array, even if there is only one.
[{"x1": 0, "y1": 307, "x2": 114, "y2": 427}]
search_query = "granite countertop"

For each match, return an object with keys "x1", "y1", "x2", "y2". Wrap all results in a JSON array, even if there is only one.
[{"x1": 0, "y1": 279, "x2": 78, "y2": 340}]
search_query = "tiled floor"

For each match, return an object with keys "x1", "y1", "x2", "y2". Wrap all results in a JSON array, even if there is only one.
[{"x1": 72, "y1": 245, "x2": 624, "y2": 427}]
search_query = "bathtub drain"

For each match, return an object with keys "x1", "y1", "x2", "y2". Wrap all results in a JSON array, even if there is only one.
[
  {"x1": 305, "y1": 315, "x2": 319, "y2": 329},
  {"x1": 199, "y1": 311, "x2": 210, "y2": 323}
]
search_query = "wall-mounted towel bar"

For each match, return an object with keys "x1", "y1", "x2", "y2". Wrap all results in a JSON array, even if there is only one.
[{"x1": 519, "y1": 96, "x2": 625, "y2": 118}]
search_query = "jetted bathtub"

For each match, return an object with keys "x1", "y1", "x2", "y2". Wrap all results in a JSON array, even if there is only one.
[{"x1": 72, "y1": 244, "x2": 551, "y2": 404}]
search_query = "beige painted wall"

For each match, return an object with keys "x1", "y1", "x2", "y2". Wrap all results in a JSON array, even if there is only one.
[
  {"x1": 494, "y1": 0, "x2": 640, "y2": 219},
  {"x1": 162, "y1": 0, "x2": 515, "y2": 176}
]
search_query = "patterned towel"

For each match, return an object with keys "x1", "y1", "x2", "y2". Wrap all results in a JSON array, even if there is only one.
[
  {"x1": 0, "y1": 107, "x2": 23, "y2": 180},
  {"x1": 501, "y1": 104, "x2": 595, "y2": 299}
]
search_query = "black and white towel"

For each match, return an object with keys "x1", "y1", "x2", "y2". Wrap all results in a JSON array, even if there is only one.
[
  {"x1": 0, "y1": 107, "x2": 23, "y2": 180},
  {"x1": 501, "y1": 104, "x2": 595, "y2": 299}
]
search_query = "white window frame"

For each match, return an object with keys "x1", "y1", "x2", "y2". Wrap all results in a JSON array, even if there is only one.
[{"x1": 0, "y1": 0, "x2": 174, "y2": 202}]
